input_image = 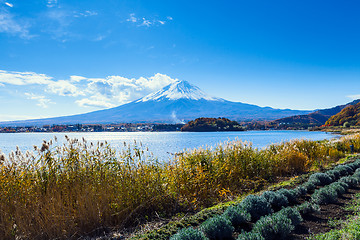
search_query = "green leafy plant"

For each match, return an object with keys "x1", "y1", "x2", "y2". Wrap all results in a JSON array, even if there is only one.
[
  {"x1": 170, "y1": 227, "x2": 208, "y2": 240},
  {"x1": 277, "y1": 207, "x2": 302, "y2": 226},
  {"x1": 222, "y1": 204, "x2": 250, "y2": 227},
  {"x1": 262, "y1": 191, "x2": 288, "y2": 210},
  {"x1": 277, "y1": 188, "x2": 299, "y2": 203},
  {"x1": 239, "y1": 195, "x2": 273, "y2": 221},
  {"x1": 296, "y1": 202, "x2": 320, "y2": 215},
  {"x1": 339, "y1": 176, "x2": 359, "y2": 188},
  {"x1": 308, "y1": 173, "x2": 333, "y2": 186},
  {"x1": 237, "y1": 231, "x2": 265, "y2": 240},
  {"x1": 311, "y1": 186, "x2": 338, "y2": 205},
  {"x1": 252, "y1": 212, "x2": 294, "y2": 240},
  {"x1": 200, "y1": 215, "x2": 234, "y2": 240}
]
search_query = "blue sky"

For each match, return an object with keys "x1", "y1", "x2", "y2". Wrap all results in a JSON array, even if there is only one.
[{"x1": 0, "y1": 0, "x2": 360, "y2": 121}]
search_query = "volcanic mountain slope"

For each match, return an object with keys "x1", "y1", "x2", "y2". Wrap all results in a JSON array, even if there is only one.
[
  {"x1": 272, "y1": 99, "x2": 360, "y2": 126},
  {"x1": 0, "y1": 80, "x2": 311, "y2": 126},
  {"x1": 325, "y1": 102, "x2": 360, "y2": 126}
]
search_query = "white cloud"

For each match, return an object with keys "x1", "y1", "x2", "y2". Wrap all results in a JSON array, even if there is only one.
[
  {"x1": 167, "y1": 16, "x2": 173, "y2": 20},
  {"x1": 25, "y1": 93, "x2": 54, "y2": 108},
  {"x1": 46, "y1": 0, "x2": 58, "y2": 8},
  {"x1": 126, "y1": 13, "x2": 137, "y2": 23},
  {"x1": 75, "y1": 73, "x2": 176, "y2": 107},
  {"x1": 47, "y1": 80, "x2": 84, "y2": 96},
  {"x1": 70, "y1": 75, "x2": 87, "y2": 82},
  {"x1": 348, "y1": 94, "x2": 360, "y2": 100},
  {"x1": 0, "y1": 70, "x2": 53, "y2": 85},
  {"x1": 126, "y1": 13, "x2": 171, "y2": 27},
  {"x1": 0, "y1": 69, "x2": 177, "y2": 109},
  {"x1": 0, "y1": 12, "x2": 31, "y2": 38},
  {"x1": 5, "y1": 2, "x2": 13, "y2": 7},
  {"x1": 73, "y1": 10, "x2": 98, "y2": 18},
  {"x1": 140, "y1": 18, "x2": 152, "y2": 27},
  {"x1": 75, "y1": 94, "x2": 116, "y2": 108}
]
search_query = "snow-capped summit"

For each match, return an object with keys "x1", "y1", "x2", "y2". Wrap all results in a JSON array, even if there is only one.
[{"x1": 138, "y1": 80, "x2": 221, "y2": 102}]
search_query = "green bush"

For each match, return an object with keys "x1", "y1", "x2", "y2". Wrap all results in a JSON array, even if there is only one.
[
  {"x1": 262, "y1": 191, "x2": 288, "y2": 210},
  {"x1": 333, "y1": 165, "x2": 353, "y2": 177},
  {"x1": 302, "y1": 181, "x2": 316, "y2": 193},
  {"x1": 200, "y1": 215, "x2": 234, "y2": 240},
  {"x1": 240, "y1": 195, "x2": 273, "y2": 221},
  {"x1": 347, "y1": 160, "x2": 360, "y2": 171},
  {"x1": 277, "y1": 188, "x2": 299, "y2": 203},
  {"x1": 252, "y1": 213, "x2": 294, "y2": 240},
  {"x1": 277, "y1": 207, "x2": 303, "y2": 226},
  {"x1": 170, "y1": 227, "x2": 209, "y2": 240},
  {"x1": 339, "y1": 176, "x2": 359, "y2": 188},
  {"x1": 296, "y1": 202, "x2": 320, "y2": 215},
  {"x1": 308, "y1": 173, "x2": 333, "y2": 186},
  {"x1": 311, "y1": 186, "x2": 338, "y2": 205},
  {"x1": 353, "y1": 171, "x2": 360, "y2": 181},
  {"x1": 237, "y1": 231, "x2": 265, "y2": 240},
  {"x1": 326, "y1": 169, "x2": 341, "y2": 181},
  {"x1": 295, "y1": 185, "x2": 308, "y2": 196},
  {"x1": 222, "y1": 204, "x2": 250, "y2": 227},
  {"x1": 329, "y1": 182, "x2": 348, "y2": 196}
]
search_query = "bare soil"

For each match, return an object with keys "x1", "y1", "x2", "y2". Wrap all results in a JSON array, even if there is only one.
[{"x1": 289, "y1": 186, "x2": 360, "y2": 239}]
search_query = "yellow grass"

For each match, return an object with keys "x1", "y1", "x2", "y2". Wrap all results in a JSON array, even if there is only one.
[{"x1": 0, "y1": 134, "x2": 359, "y2": 239}]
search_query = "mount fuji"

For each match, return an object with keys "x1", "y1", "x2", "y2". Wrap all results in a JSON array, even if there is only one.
[{"x1": 0, "y1": 80, "x2": 311, "y2": 126}]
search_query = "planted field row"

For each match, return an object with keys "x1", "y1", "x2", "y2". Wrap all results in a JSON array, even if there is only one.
[{"x1": 170, "y1": 158, "x2": 360, "y2": 240}]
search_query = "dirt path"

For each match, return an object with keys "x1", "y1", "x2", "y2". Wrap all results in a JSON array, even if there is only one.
[{"x1": 289, "y1": 186, "x2": 360, "y2": 239}]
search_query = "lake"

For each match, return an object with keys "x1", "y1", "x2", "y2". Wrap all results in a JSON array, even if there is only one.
[{"x1": 0, "y1": 130, "x2": 339, "y2": 160}]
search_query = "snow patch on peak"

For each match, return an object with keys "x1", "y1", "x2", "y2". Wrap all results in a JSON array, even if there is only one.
[{"x1": 137, "y1": 80, "x2": 222, "y2": 102}]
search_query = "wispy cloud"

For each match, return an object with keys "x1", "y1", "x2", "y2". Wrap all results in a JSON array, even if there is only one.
[
  {"x1": 347, "y1": 94, "x2": 360, "y2": 100},
  {"x1": 25, "y1": 93, "x2": 54, "y2": 108},
  {"x1": 0, "y1": 70, "x2": 53, "y2": 85},
  {"x1": 126, "y1": 13, "x2": 137, "y2": 23},
  {"x1": 73, "y1": 10, "x2": 98, "y2": 18},
  {"x1": 0, "y1": 12, "x2": 32, "y2": 38},
  {"x1": 4, "y1": 2, "x2": 13, "y2": 7},
  {"x1": 126, "y1": 13, "x2": 173, "y2": 27},
  {"x1": 46, "y1": 0, "x2": 58, "y2": 8}
]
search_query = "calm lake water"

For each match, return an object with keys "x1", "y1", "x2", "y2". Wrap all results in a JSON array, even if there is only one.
[{"x1": 0, "y1": 130, "x2": 339, "y2": 160}]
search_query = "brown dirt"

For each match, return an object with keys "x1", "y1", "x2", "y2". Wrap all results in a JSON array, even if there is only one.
[{"x1": 289, "y1": 186, "x2": 360, "y2": 239}]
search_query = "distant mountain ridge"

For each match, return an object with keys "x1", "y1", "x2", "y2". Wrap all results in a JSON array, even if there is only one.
[
  {"x1": 272, "y1": 99, "x2": 360, "y2": 126},
  {"x1": 0, "y1": 80, "x2": 311, "y2": 126}
]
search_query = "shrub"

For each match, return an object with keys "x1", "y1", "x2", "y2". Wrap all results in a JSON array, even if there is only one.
[
  {"x1": 262, "y1": 191, "x2": 288, "y2": 210},
  {"x1": 296, "y1": 202, "x2": 320, "y2": 215},
  {"x1": 311, "y1": 186, "x2": 338, "y2": 205},
  {"x1": 353, "y1": 171, "x2": 360, "y2": 181},
  {"x1": 277, "y1": 188, "x2": 299, "y2": 203},
  {"x1": 295, "y1": 186, "x2": 308, "y2": 196},
  {"x1": 329, "y1": 182, "x2": 348, "y2": 196},
  {"x1": 252, "y1": 213, "x2": 294, "y2": 240},
  {"x1": 170, "y1": 227, "x2": 209, "y2": 240},
  {"x1": 277, "y1": 207, "x2": 303, "y2": 226},
  {"x1": 237, "y1": 231, "x2": 265, "y2": 240},
  {"x1": 333, "y1": 165, "x2": 353, "y2": 176},
  {"x1": 222, "y1": 205, "x2": 250, "y2": 227},
  {"x1": 200, "y1": 215, "x2": 234, "y2": 240},
  {"x1": 339, "y1": 176, "x2": 359, "y2": 188},
  {"x1": 308, "y1": 173, "x2": 333, "y2": 186},
  {"x1": 240, "y1": 195, "x2": 273, "y2": 221},
  {"x1": 347, "y1": 160, "x2": 360, "y2": 171},
  {"x1": 326, "y1": 169, "x2": 341, "y2": 181},
  {"x1": 302, "y1": 181, "x2": 316, "y2": 193}
]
